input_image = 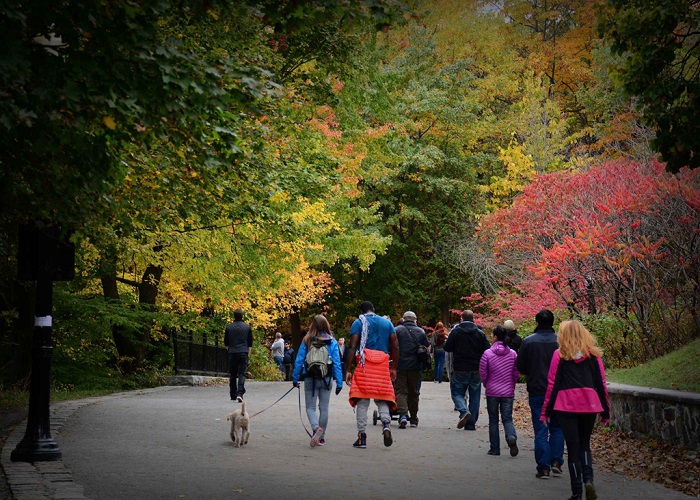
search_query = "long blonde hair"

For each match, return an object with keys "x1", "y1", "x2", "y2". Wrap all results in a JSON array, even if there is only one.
[
  {"x1": 557, "y1": 320, "x2": 602, "y2": 360},
  {"x1": 303, "y1": 314, "x2": 332, "y2": 347}
]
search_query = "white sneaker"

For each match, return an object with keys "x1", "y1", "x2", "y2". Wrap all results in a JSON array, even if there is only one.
[{"x1": 310, "y1": 427, "x2": 324, "y2": 447}]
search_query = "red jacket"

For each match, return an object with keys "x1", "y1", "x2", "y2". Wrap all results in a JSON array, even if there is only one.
[{"x1": 348, "y1": 348, "x2": 396, "y2": 410}]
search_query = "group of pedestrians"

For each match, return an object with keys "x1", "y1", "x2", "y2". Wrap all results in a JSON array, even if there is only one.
[{"x1": 224, "y1": 304, "x2": 610, "y2": 500}]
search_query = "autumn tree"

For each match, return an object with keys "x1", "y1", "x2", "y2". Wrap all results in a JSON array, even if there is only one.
[{"x1": 472, "y1": 159, "x2": 700, "y2": 363}]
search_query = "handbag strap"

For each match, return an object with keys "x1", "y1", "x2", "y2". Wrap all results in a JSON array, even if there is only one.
[{"x1": 403, "y1": 324, "x2": 424, "y2": 354}]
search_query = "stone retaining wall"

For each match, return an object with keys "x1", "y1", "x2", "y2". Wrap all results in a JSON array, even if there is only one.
[{"x1": 608, "y1": 382, "x2": 700, "y2": 450}]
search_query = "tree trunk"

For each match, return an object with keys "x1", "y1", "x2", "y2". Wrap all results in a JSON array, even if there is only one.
[{"x1": 290, "y1": 308, "x2": 302, "y2": 350}]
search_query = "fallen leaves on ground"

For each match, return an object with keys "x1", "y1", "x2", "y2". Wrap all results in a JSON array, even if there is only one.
[{"x1": 513, "y1": 389, "x2": 700, "y2": 497}]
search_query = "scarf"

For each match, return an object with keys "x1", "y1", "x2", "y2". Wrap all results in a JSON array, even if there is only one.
[{"x1": 358, "y1": 314, "x2": 370, "y2": 369}]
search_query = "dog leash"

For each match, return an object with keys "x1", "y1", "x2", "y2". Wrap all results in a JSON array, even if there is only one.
[
  {"x1": 249, "y1": 386, "x2": 296, "y2": 418},
  {"x1": 297, "y1": 386, "x2": 313, "y2": 438}
]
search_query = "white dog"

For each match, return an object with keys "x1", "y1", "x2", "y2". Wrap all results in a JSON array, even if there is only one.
[{"x1": 227, "y1": 400, "x2": 250, "y2": 448}]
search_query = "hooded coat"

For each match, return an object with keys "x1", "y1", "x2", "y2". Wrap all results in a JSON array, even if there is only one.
[{"x1": 479, "y1": 341, "x2": 519, "y2": 398}]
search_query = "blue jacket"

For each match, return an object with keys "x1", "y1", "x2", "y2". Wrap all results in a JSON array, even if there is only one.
[{"x1": 292, "y1": 335, "x2": 343, "y2": 390}]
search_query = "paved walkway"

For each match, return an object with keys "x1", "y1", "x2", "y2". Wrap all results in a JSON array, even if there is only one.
[{"x1": 2, "y1": 382, "x2": 690, "y2": 499}]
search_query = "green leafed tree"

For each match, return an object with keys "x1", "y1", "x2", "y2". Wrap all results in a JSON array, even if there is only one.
[{"x1": 597, "y1": 0, "x2": 700, "y2": 171}]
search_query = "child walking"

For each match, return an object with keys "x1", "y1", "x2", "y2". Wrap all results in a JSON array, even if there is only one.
[
  {"x1": 479, "y1": 325, "x2": 520, "y2": 456},
  {"x1": 292, "y1": 314, "x2": 343, "y2": 447},
  {"x1": 541, "y1": 320, "x2": 610, "y2": 500}
]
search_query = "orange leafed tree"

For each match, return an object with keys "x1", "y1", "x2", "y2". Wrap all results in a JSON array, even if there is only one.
[{"x1": 478, "y1": 159, "x2": 700, "y2": 359}]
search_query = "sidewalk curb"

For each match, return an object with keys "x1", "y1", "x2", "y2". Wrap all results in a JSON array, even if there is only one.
[{"x1": 1, "y1": 387, "x2": 184, "y2": 500}]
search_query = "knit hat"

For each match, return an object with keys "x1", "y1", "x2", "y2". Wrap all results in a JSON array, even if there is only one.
[
  {"x1": 403, "y1": 311, "x2": 417, "y2": 321},
  {"x1": 503, "y1": 319, "x2": 515, "y2": 330}
]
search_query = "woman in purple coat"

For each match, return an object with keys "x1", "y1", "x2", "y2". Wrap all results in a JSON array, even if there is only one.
[{"x1": 479, "y1": 325, "x2": 520, "y2": 457}]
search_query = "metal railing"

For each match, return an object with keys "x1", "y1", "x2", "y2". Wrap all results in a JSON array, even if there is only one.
[{"x1": 172, "y1": 329, "x2": 228, "y2": 377}]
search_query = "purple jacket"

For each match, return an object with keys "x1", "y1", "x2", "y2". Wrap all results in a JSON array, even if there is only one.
[{"x1": 479, "y1": 341, "x2": 519, "y2": 398}]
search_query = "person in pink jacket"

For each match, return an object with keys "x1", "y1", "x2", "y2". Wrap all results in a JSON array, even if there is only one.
[
  {"x1": 541, "y1": 320, "x2": 610, "y2": 500},
  {"x1": 479, "y1": 325, "x2": 520, "y2": 457}
]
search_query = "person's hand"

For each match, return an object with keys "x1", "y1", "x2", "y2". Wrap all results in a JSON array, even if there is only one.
[
  {"x1": 345, "y1": 372, "x2": 352, "y2": 385},
  {"x1": 335, "y1": 386, "x2": 342, "y2": 395},
  {"x1": 390, "y1": 368, "x2": 397, "y2": 382}
]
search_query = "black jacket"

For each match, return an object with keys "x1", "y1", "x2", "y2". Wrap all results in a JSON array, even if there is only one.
[
  {"x1": 395, "y1": 321, "x2": 430, "y2": 371},
  {"x1": 515, "y1": 327, "x2": 558, "y2": 396},
  {"x1": 444, "y1": 321, "x2": 490, "y2": 372},
  {"x1": 224, "y1": 320, "x2": 253, "y2": 354}
]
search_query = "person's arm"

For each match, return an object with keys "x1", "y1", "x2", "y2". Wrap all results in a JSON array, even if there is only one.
[
  {"x1": 389, "y1": 332, "x2": 399, "y2": 382},
  {"x1": 292, "y1": 342, "x2": 307, "y2": 385},
  {"x1": 444, "y1": 330, "x2": 455, "y2": 352},
  {"x1": 541, "y1": 350, "x2": 561, "y2": 421},
  {"x1": 330, "y1": 341, "x2": 343, "y2": 390},
  {"x1": 479, "y1": 351, "x2": 489, "y2": 386},
  {"x1": 345, "y1": 334, "x2": 359, "y2": 385},
  {"x1": 247, "y1": 327, "x2": 253, "y2": 356},
  {"x1": 515, "y1": 342, "x2": 527, "y2": 374}
]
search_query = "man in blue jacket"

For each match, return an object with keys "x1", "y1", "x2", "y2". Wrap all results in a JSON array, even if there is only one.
[{"x1": 516, "y1": 309, "x2": 565, "y2": 479}]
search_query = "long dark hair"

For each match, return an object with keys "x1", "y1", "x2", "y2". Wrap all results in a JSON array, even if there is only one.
[{"x1": 303, "y1": 314, "x2": 332, "y2": 347}]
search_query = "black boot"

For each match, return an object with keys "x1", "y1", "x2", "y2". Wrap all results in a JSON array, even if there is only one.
[
  {"x1": 581, "y1": 450, "x2": 597, "y2": 500},
  {"x1": 568, "y1": 462, "x2": 583, "y2": 499}
]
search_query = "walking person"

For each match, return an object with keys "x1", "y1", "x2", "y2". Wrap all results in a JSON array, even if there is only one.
[
  {"x1": 345, "y1": 301, "x2": 399, "y2": 448},
  {"x1": 394, "y1": 311, "x2": 430, "y2": 429},
  {"x1": 283, "y1": 341, "x2": 295, "y2": 381},
  {"x1": 270, "y1": 332, "x2": 285, "y2": 377},
  {"x1": 338, "y1": 337, "x2": 347, "y2": 380},
  {"x1": 479, "y1": 325, "x2": 520, "y2": 457},
  {"x1": 516, "y1": 309, "x2": 565, "y2": 479},
  {"x1": 503, "y1": 319, "x2": 523, "y2": 353},
  {"x1": 224, "y1": 308, "x2": 253, "y2": 402},
  {"x1": 431, "y1": 322, "x2": 448, "y2": 382},
  {"x1": 292, "y1": 315, "x2": 343, "y2": 447},
  {"x1": 444, "y1": 310, "x2": 491, "y2": 430},
  {"x1": 541, "y1": 320, "x2": 610, "y2": 500}
]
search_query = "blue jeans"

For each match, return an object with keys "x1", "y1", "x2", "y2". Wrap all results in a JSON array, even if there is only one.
[
  {"x1": 450, "y1": 370, "x2": 482, "y2": 427},
  {"x1": 433, "y1": 351, "x2": 446, "y2": 382},
  {"x1": 304, "y1": 378, "x2": 332, "y2": 438},
  {"x1": 529, "y1": 395, "x2": 565, "y2": 472},
  {"x1": 274, "y1": 356, "x2": 284, "y2": 374},
  {"x1": 486, "y1": 396, "x2": 516, "y2": 453}
]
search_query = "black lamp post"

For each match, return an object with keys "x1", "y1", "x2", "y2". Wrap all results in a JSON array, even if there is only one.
[{"x1": 11, "y1": 222, "x2": 74, "y2": 463}]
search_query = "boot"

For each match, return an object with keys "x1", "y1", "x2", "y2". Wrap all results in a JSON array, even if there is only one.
[
  {"x1": 581, "y1": 450, "x2": 597, "y2": 500},
  {"x1": 352, "y1": 432, "x2": 367, "y2": 448},
  {"x1": 568, "y1": 462, "x2": 583, "y2": 499}
]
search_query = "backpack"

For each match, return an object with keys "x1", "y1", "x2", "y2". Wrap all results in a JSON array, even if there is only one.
[{"x1": 305, "y1": 341, "x2": 330, "y2": 378}]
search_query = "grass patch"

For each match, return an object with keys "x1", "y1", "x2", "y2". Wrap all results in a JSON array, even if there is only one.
[{"x1": 606, "y1": 338, "x2": 700, "y2": 393}]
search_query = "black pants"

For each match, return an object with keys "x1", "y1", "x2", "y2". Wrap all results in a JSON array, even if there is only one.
[
  {"x1": 228, "y1": 352, "x2": 249, "y2": 399},
  {"x1": 557, "y1": 411, "x2": 597, "y2": 494}
]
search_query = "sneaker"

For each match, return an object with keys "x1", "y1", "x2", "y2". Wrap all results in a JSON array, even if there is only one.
[
  {"x1": 236, "y1": 396, "x2": 243, "y2": 403},
  {"x1": 382, "y1": 423, "x2": 393, "y2": 447},
  {"x1": 310, "y1": 427, "x2": 324, "y2": 447},
  {"x1": 410, "y1": 423, "x2": 418, "y2": 428},
  {"x1": 317, "y1": 438, "x2": 326, "y2": 447},
  {"x1": 487, "y1": 449, "x2": 500, "y2": 456},
  {"x1": 507, "y1": 436, "x2": 519, "y2": 457},
  {"x1": 584, "y1": 482, "x2": 597, "y2": 500},
  {"x1": 464, "y1": 424, "x2": 476, "y2": 431},
  {"x1": 398, "y1": 415, "x2": 408, "y2": 429},
  {"x1": 567, "y1": 495, "x2": 582, "y2": 500},
  {"x1": 551, "y1": 462, "x2": 563, "y2": 475},
  {"x1": 536, "y1": 469, "x2": 550, "y2": 479},
  {"x1": 457, "y1": 412, "x2": 471, "y2": 429},
  {"x1": 352, "y1": 432, "x2": 367, "y2": 448}
]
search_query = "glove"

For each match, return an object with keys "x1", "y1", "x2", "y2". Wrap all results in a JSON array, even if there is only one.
[
  {"x1": 335, "y1": 386, "x2": 342, "y2": 395},
  {"x1": 293, "y1": 381, "x2": 299, "y2": 388}
]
